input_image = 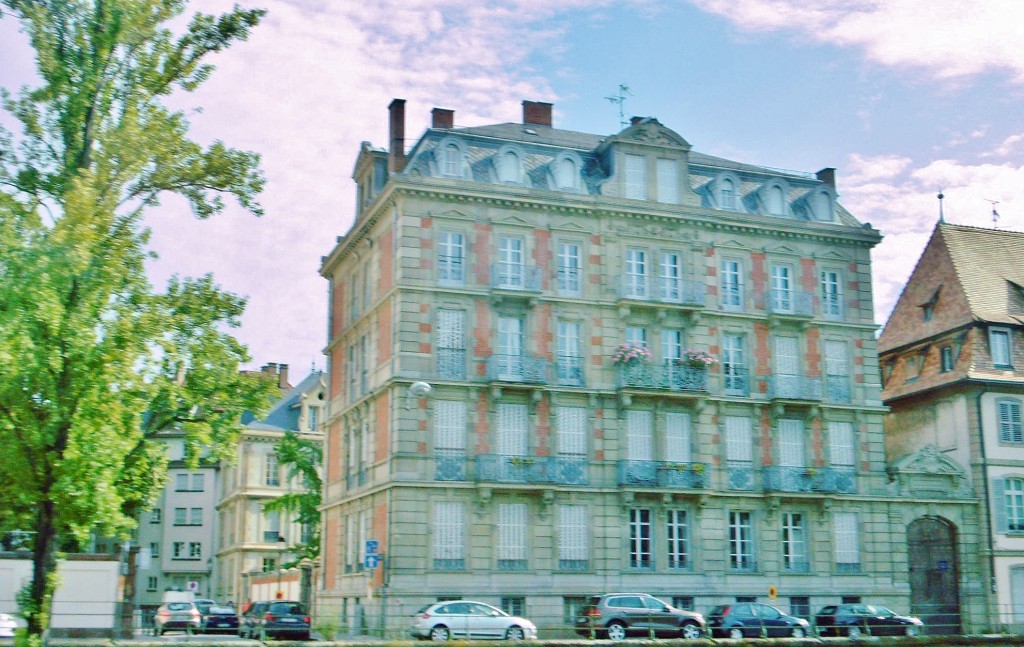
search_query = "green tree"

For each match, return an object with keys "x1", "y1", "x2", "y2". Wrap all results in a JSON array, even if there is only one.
[
  {"x1": 263, "y1": 430, "x2": 322, "y2": 564},
  {"x1": 0, "y1": 1, "x2": 273, "y2": 642}
]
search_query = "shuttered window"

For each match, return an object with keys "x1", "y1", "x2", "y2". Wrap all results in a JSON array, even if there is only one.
[
  {"x1": 434, "y1": 401, "x2": 467, "y2": 452},
  {"x1": 656, "y1": 158, "x2": 679, "y2": 204},
  {"x1": 833, "y1": 512, "x2": 860, "y2": 571},
  {"x1": 775, "y1": 336, "x2": 799, "y2": 375},
  {"x1": 438, "y1": 310, "x2": 465, "y2": 350},
  {"x1": 665, "y1": 412, "x2": 692, "y2": 463},
  {"x1": 828, "y1": 422, "x2": 856, "y2": 466},
  {"x1": 996, "y1": 478, "x2": 1024, "y2": 533},
  {"x1": 497, "y1": 503, "x2": 528, "y2": 566},
  {"x1": 778, "y1": 419, "x2": 805, "y2": 468},
  {"x1": 557, "y1": 406, "x2": 587, "y2": 458},
  {"x1": 725, "y1": 416, "x2": 753, "y2": 464},
  {"x1": 627, "y1": 410, "x2": 654, "y2": 461},
  {"x1": 558, "y1": 505, "x2": 589, "y2": 569},
  {"x1": 999, "y1": 399, "x2": 1024, "y2": 444},
  {"x1": 825, "y1": 340, "x2": 849, "y2": 376},
  {"x1": 625, "y1": 154, "x2": 647, "y2": 200},
  {"x1": 433, "y1": 502, "x2": 465, "y2": 569},
  {"x1": 497, "y1": 403, "x2": 529, "y2": 456}
]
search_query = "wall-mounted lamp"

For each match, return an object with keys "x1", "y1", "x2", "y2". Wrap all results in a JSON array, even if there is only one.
[{"x1": 405, "y1": 381, "x2": 432, "y2": 409}]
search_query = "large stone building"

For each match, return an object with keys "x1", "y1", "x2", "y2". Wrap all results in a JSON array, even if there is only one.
[
  {"x1": 318, "y1": 100, "x2": 983, "y2": 635},
  {"x1": 880, "y1": 221, "x2": 1024, "y2": 632}
]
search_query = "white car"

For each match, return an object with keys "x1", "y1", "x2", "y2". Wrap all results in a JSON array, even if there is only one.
[
  {"x1": 410, "y1": 600, "x2": 537, "y2": 641},
  {"x1": 0, "y1": 613, "x2": 17, "y2": 638}
]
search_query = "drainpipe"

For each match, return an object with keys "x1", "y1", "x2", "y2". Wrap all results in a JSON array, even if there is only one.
[{"x1": 976, "y1": 390, "x2": 997, "y2": 629}]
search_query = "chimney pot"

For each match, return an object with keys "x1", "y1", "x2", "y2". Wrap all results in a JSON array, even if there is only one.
[
  {"x1": 630, "y1": 116, "x2": 644, "y2": 126},
  {"x1": 278, "y1": 364, "x2": 290, "y2": 390},
  {"x1": 432, "y1": 108, "x2": 454, "y2": 129},
  {"x1": 816, "y1": 167, "x2": 837, "y2": 190},
  {"x1": 388, "y1": 98, "x2": 406, "y2": 173},
  {"x1": 522, "y1": 100, "x2": 552, "y2": 127}
]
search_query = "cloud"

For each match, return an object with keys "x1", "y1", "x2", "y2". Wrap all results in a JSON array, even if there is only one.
[{"x1": 689, "y1": 0, "x2": 1024, "y2": 83}]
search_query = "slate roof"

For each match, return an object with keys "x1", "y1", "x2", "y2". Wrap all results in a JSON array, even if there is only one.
[
  {"x1": 941, "y1": 222, "x2": 1024, "y2": 325},
  {"x1": 247, "y1": 370, "x2": 324, "y2": 433}
]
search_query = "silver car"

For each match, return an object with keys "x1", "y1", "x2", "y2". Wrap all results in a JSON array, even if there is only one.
[
  {"x1": 410, "y1": 600, "x2": 538, "y2": 641},
  {"x1": 153, "y1": 601, "x2": 200, "y2": 636}
]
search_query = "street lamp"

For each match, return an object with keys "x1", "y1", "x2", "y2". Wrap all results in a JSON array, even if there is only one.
[{"x1": 276, "y1": 535, "x2": 287, "y2": 600}]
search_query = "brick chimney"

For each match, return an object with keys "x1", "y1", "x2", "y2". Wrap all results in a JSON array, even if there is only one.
[
  {"x1": 522, "y1": 100, "x2": 552, "y2": 127},
  {"x1": 432, "y1": 107, "x2": 454, "y2": 129},
  {"x1": 630, "y1": 116, "x2": 644, "y2": 126},
  {"x1": 388, "y1": 98, "x2": 406, "y2": 173},
  {"x1": 277, "y1": 363, "x2": 290, "y2": 390},
  {"x1": 816, "y1": 167, "x2": 837, "y2": 190}
]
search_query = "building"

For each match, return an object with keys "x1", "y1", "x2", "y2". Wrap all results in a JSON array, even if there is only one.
[
  {"x1": 319, "y1": 99, "x2": 983, "y2": 635},
  {"x1": 879, "y1": 221, "x2": 1024, "y2": 631},
  {"x1": 215, "y1": 366, "x2": 325, "y2": 604}
]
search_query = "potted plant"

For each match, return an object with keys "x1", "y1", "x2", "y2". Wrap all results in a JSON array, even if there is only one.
[
  {"x1": 676, "y1": 349, "x2": 718, "y2": 369},
  {"x1": 612, "y1": 342, "x2": 653, "y2": 366}
]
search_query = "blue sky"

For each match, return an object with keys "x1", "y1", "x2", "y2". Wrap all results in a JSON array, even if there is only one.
[{"x1": 2, "y1": 0, "x2": 1023, "y2": 377}]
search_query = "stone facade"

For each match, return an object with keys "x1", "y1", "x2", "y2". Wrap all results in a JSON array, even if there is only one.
[{"x1": 319, "y1": 101, "x2": 982, "y2": 636}]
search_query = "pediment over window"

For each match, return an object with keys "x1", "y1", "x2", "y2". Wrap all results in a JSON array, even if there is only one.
[
  {"x1": 493, "y1": 144, "x2": 527, "y2": 184},
  {"x1": 706, "y1": 171, "x2": 744, "y2": 212},
  {"x1": 795, "y1": 185, "x2": 836, "y2": 222},
  {"x1": 887, "y1": 444, "x2": 972, "y2": 499},
  {"x1": 757, "y1": 179, "x2": 791, "y2": 217},
  {"x1": 617, "y1": 118, "x2": 692, "y2": 149},
  {"x1": 548, "y1": 151, "x2": 584, "y2": 192}
]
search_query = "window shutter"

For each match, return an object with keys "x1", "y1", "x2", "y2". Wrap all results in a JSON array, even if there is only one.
[
  {"x1": 434, "y1": 502, "x2": 465, "y2": 560},
  {"x1": 438, "y1": 310, "x2": 465, "y2": 350},
  {"x1": 434, "y1": 401, "x2": 467, "y2": 452},
  {"x1": 833, "y1": 512, "x2": 859, "y2": 564},
  {"x1": 1000, "y1": 401, "x2": 1024, "y2": 443},
  {"x1": 497, "y1": 404, "x2": 528, "y2": 456},
  {"x1": 778, "y1": 419, "x2": 805, "y2": 467},
  {"x1": 558, "y1": 505, "x2": 588, "y2": 560},
  {"x1": 627, "y1": 410, "x2": 654, "y2": 461},
  {"x1": 775, "y1": 337, "x2": 799, "y2": 375},
  {"x1": 665, "y1": 413, "x2": 692, "y2": 463},
  {"x1": 825, "y1": 341, "x2": 849, "y2": 376},
  {"x1": 656, "y1": 158, "x2": 679, "y2": 204},
  {"x1": 557, "y1": 406, "x2": 587, "y2": 458},
  {"x1": 625, "y1": 154, "x2": 647, "y2": 200},
  {"x1": 828, "y1": 422, "x2": 856, "y2": 466},
  {"x1": 498, "y1": 503, "x2": 528, "y2": 560},
  {"x1": 995, "y1": 478, "x2": 1008, "y2": 533},
  {"x1": 725, "y1": 416, "x2": 752, "y2": 463}
]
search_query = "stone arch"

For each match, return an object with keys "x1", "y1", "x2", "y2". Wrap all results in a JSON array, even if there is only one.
[{"x1": 907, "y1": 516, "x2": 961, "y2": 635}]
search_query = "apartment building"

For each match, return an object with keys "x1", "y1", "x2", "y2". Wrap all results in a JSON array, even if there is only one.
[{"x1": 319, "y1": 100, "x2": 983, "y2": 635}]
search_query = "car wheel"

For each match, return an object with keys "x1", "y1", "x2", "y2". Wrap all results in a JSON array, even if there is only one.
[
  {"x1": 505, "y1": 626, "x2": 526, "y2": 641},
  {"x1": 680, "y1": 622, "x2": 702, "y2": 640},
  {"x1": 848, "y1": 626, "x2": 863, "y2": 639},
  {"x1": 429, "y1": 626, "x2": 450, "y2": 641},
  {"x1": 905, "y1": 625, "x2": 920, "y2": 637},
  {"x1": 791, "y1": 627, "x2": 805, "y2": 638},
  {"x1": 729, "y1": 627, "x2": 744, "y2": 640},
  {"x1": 606, "y1": 622, "x2": 628, "y2": 641}
]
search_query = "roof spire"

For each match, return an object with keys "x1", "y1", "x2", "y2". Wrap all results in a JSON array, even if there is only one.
[{"x1": 937, "y1": 190, "x2": 945, "y2": 223}]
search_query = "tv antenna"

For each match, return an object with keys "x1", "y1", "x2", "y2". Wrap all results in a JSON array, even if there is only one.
[
  {"x1": 986, "y1": 199, "x2": 1000, "y2": 228},
  {"x1": 605, "y1": 84, "x2": 631, "y2": 130}
]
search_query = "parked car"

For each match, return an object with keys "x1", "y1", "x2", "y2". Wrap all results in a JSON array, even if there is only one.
[
  {"x1": 200, "y1": 604, "x2": 239, "y2": 634},
  {"x1": 410, "y1": 600, "x2": 538, "y2": 640},
  {"x1": 814, "y1": 604, "x2": 923, "y2": 637},
  {"x1": 153, "y1": 601, "x2": 201, "y2": 636},
  {"x1": 239, "y1": 600, "x2": 311, "y2": 641},
  {"x1": 575, "y1": 593, "x2": 705, "y2": 640},
  {"x1": 706, "y1": 602, "x2": 810, "y2": 639},
  {"x1": 0, "y1": 613, "x2": 17, "y2": 638}
]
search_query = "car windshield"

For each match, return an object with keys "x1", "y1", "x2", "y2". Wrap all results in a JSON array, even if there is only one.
[
  {"x1": 167, "y1": 603, "x2": 193, "y2": 611},
  {"x1": 875, "y1": 607, "x2": 895, "y2": 617},
  {"x1": 209, "y1": 606, "x2": 234, "y2": 614}
]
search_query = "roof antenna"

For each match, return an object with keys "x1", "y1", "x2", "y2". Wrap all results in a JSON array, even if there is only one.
[
  {"x1": 986, "y1": 199, "x2": 1000, "y2": 228},
  {"x1": 605, "y1": 83, "x2": 631, "y2": 130},
  {"x1": 937, "y1": 190, "x2": 944, "y2": 223}
]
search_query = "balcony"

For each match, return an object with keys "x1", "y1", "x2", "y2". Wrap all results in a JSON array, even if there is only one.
[
  {"x1": 826, "y1": 376, "x2": 851, "y2": 403},
  {"x1": 436, "y1": 348, "x2": 466, "y2": 380},
  {"x1": 434, "y1": 450, "x2": 467, "y2": 481},
  {"x1": 761, "y1": 289, "x2": 814, "y2": 318},
  {"x1": 726, "y1": 464, "x2": 756, "y2": 491},
  {"x1": 490, "y1": 263, "x2": 541, "y2": 292},
  {"x1": 617, "y1": 461, "x2": 708, "y2": 489},
  {"x1": 487, "y1": 354, "x2": 549, "y2": 384},
  {"x1": 768, "y1": 374, "x2": 822, "y2": 401},
  {"x1": 763, "y1": 466, "x2": 856, "y2": 494},
  {"x1": 619, "y1": 276, "x2": 706, "y2": 307},
  {"x1": 618, "y1": 364, "x2": 709, "y2": 393},
  {"x1": 555, "y1": 355, "x2": 585, "y2": 387},
  {"x1": 723, "y1": 367, "x2": 750, "y2": 397},
  {"x1": 476, "y1": 455, "x2": 588, "y2": 485}
]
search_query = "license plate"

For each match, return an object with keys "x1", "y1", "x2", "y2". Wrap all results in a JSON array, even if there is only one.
[{"x1": 280, "y1": 618, "x2": 296, "y2": 623}]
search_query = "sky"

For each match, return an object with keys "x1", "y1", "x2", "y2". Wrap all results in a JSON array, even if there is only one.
[{"x1": 2, "y1": 0, "x2": 1024, "y2": 379}]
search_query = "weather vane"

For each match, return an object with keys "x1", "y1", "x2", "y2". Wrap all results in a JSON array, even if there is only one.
[{"x1": 605, "y1": 84, "x2": 631, "y2": 130}]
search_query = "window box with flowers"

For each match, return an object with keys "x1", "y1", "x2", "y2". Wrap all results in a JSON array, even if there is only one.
[
  {"x1": 613, "y1": 343, "x2": 653, "y2": 387},
  {"x1": 674, "y1": 349, "x2": 719, "y2": 370}
]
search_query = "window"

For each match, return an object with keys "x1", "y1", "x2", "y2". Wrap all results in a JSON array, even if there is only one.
[
  {"x1": 264, "y1": 511, "x2": 281, "y2": 543},
  {"x1": 558, "y1": 505, "x2": 589, "y2": 570},
  {"x1": 497, "y1": 236, "x2": 525, "y2": 289},
  {"x1": 629, "y1": 508, "x2": 653, "y2": 568},
  {"x1": 441, "y1": 142, "x2": 462, "y2": 177},
  {"x1": 729, "y1": 511, "x2": 754, "y2": 570},
  {"x1": 434, "y1": 401, "x2": 467, "y2": 468},
  {"x1": 625, "y1": 249, "x2": 647, "y2": 298},
  {"x1": 264, "y1": 452, "x2": 280, "y2": 486},
  {"x1": 665, "y1": 412, "x2": 692, "y2": 463},
  {"x1": 564, "y1": 597, "x2": 588, "y2": 625},
  {"x1": 497, "y1": 148, "x2": 522, "y2": 184},
  {"x1": 438, "y1": 231, "x2": 465, "y2": 285},
  {"x1": 557, "y1": 320, "x2": 584, "y2": 386},
  {"x1": 557, "y1": 242, "x2": 582, "y2": 296},
  {"x1": 501, "y1": 597, "x2": 526, "y2": 617},
  {"x1": 433, "y1": 502, "x2": 466, "y2": 570},
  {"x1": 723, "y1": 334, "x2": 747, "y2": 394},
  {"x1": 191, "y1": 473, "x2": 204, "y2": 491},
  {"x1": 659, "y1": 252, "x2": 683, "y2": 302},
  {"x1": 825, "y1": 340, "x2": 850, "y2": 403},
  {"x1": 307, "y1": 405, "x2": 318, "y2": 432},
  {"x1": 625, "y1": 154, "x2": 647, "y2": 200},
  {"x1": 672, "y1": 596, "x2": 695, "y2": 611},
  {"x1": 497, "y1": 503, "x2": 528, "y2": 570},
  {"x1": 175, "y1": 473, "x2": 188, "y2": 491},
  {"x1": 555, "y1": 156, "x2": 579, "y2": 190},
  {"x1": 828, "y1": 422, "x2": 856, "y2": 467},
  {"x1": 770, "y1": 265, "x2": 793, "y2": 312},
  {"x1": 437, "y1": 309, "x2": 466, "y2": 379},
  {"x1": 991, "y1": 328, "x2": 1013, "y2": 367},
  {"x1": 719, "y1": 178, "x2": 736, "y2": 210},
  {"x1": 662, "y1": 329, "x2": 683, "y2": 364},
  {"x1": 556, "y1": 406, "x2": 587, "y2": 461},
  {"x1": 765, "y1": 182, "x2": 787, "y2": 215},
  {"x1": 189, "y1": 542, "x2": 202, "y2": 559},
  {"x1": 262, "y1": 557, "x2": 276, "y2": 572},
  {"x1": 149, "y1": 542, "x2": 159, "y2": 559},
  {"x1": 150, "y1": 508, "x2": 162, "y2": 524},
  {"x1": 497, "y1": 403, "x2": 529, "y2": 458},
  {"x1": 174, "y1": 508, "x2": 187, "y2": 525},
  {"x1": 790, "y1": 596, "x2": 811, "y2": 619},
  {"x1": 146, "y1": 576, "x2": 158, "y2": 592},
  {"x1": 667, "y1": 510, "x2": 689, "y2": 569},
  {"x1": 779, "y1": 419, "x2": 806, "y2": 469},
  {"x1": 834, "y1": 512, "x2": 860, "y2": 572},
  {"x1": 820, "y1": 270, "x2": 844, "y2": 320},
  {"x1": 656, "y1": 158, "x2": 679, "y2": 204},
  {"x1": 626, "y1": 410, "x2": 653, "y2": 462},
  {"x1": 625, "y1": 326, "x2": 647, "y2": 349},
  {"x1": 1000, "y1": 399, "x2": 1024, "y2": 443},
  {"x1": 940, "y1": 345, "x2": 954, "y2": 372},
  {"x1": 725, "y1": 416, "x2": 753, "y2": 465},
  {"x1": 172, "y1": 542, "x2": 185, "y2": 559},
  {"x1": 189, "y1": 507, "x2": 202, "y2": 526},
  {"x1": 1003, "y1": 478, "x2": 1024, "y2": 532},
  {"x1": 782, "y1": 513, "x2": 807, "y2": 572},
  {"x1": 720, "y1": 259, "x2": 743, "y2": 311}
]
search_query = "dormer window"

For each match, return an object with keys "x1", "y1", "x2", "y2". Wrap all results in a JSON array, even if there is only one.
[
  {"x1": 721, "y1": 179, "x2": 736, "y2": 209},
  {"x1": 805, "y1": 186, "x2": 836, "y2": 222},
  {"x1": 656, "y1": 158, "x2": 679, "y2": 204},
  {"x1": 759, "y1": 179, "x2": 790, "y2": 216},
  {"x1": 438, "y1": 138, "x2": 467, "y2": 178},
  {"x1": 710, "y1": 172, "x2": 743, "y2": 212},
  {"x1": 624, "y1": 153, "x2": 647, "y2": 200},
  {"x1": 495, "y1": 146, "x2": 524, "y2": 184},
  {"x1": 552, "y1": 152, "x2": 582, "y2": 191}
]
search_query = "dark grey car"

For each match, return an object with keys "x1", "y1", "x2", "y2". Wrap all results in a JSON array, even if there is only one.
[
  {"x1": 239, "y1": 601, "x2": 311, "y2": 641},
  {"x1": 575, "y1": 593, "x2": 705, "y2": 640}
]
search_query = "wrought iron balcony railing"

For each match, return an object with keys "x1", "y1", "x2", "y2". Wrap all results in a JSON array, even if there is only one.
[
  {"x1": 490, "y1": 264, "x2": 541, "y2": 291},
  {"x1": 619, "y1": 276, "x2": 705, "y2": 307},
  {"x1": 617, "y1": 460, "x2": 708, "y2": 488},
  {"x1": 487, "y1": 354, "x2": 549, "y2": 384},
  {"x1": 767, "y1": 374, "x2": 823, "y2": 400},
  {"x1": 723, "y1": 366, "x2": 749, "y2": 396},
  {"x1": 826, "y1": 377, "x2": 851, "y2": 403},
  {"x1": 556, "y1": 355, "x2": 585, "y2": 387},
  {"x1": 727, "y1": 464, "x2": 756, "y2": 491},
  {"x1": 475, "y1": 455, "x2": 588, "y2": 485},
  {"x1": 763, "y1": 466, "x2": 856, "y2": 494},
  {"x1": 762, "y1": 289, "x2": 814, "y2": 317},
  {"x1": 436, "y1": 348, "x2": 466, "y2": 380},
  {"x1": 617, "y1": 363, "x2": 709, "y2": 392},
  {"x1": 434, "y1": 450, "x2": 467, "y2": 482}
]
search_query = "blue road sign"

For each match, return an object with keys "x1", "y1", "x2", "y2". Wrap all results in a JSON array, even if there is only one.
[
  {"x1": 365, "y1": 540, "x2": 379, "y2": 555},
  {"x1": 364, "y1": 554, "x2": 381, "y2": 569}
]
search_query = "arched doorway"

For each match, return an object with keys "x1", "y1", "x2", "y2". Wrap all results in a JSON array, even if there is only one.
[{"x1": 907, "y1": 517, "x2": 961, "y2": 635}]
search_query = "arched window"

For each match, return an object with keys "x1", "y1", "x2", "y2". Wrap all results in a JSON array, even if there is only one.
[
  {"x1": 556, "y1": 157, "x2": 578, "y2": 189},
  {"x1": 720, "y1": 178, "x2": 735, "y2": 209},
  {"x1": 499, "y1": 150, "x2": 521, "y2": 183},
  {"x1": 768, "y1": 185, "x2": 786, "y2": 215},
  {"x1": 442, "y1": 143, "x2": 461, "y2": 177}
]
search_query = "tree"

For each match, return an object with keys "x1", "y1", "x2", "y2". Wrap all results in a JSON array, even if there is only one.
[
  {"x1": 263, "y1": 430, "x2": 322, "y2": 564},
  {"x1": 0, "y1": 1, "x2": 273, "y2": 642}
]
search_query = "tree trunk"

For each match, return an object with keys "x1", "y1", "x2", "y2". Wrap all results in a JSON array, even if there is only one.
[{"x1": 26, "y1": 499, "x2": 59, "y2": 641}]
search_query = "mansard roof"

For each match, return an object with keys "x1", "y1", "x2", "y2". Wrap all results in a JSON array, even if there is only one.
[{"x1": 940, "y1": 223, "x2": 1024, "y2": 325}]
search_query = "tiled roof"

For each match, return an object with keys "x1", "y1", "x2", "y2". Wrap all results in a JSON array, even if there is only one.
[
  {"x1": 251, "y1": 370, "x2": 324, "y2": 432},
  {"x1": 941, "y1": 222, "x2": 1024, "y2": 324}
]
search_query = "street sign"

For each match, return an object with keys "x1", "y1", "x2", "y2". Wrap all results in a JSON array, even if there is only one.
[
  {"x1": 364, "y1": 554, "x2": 381, "y2": 569},
  {"x1": 365, "y1": 540, "x2": 379, "y2": 555},
  {"x1": 187, "y1": 581, "x2": 198, "y2": 592},
  {"x1": 768, "y1": 585, "x2": 778, "y2": 600}
]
